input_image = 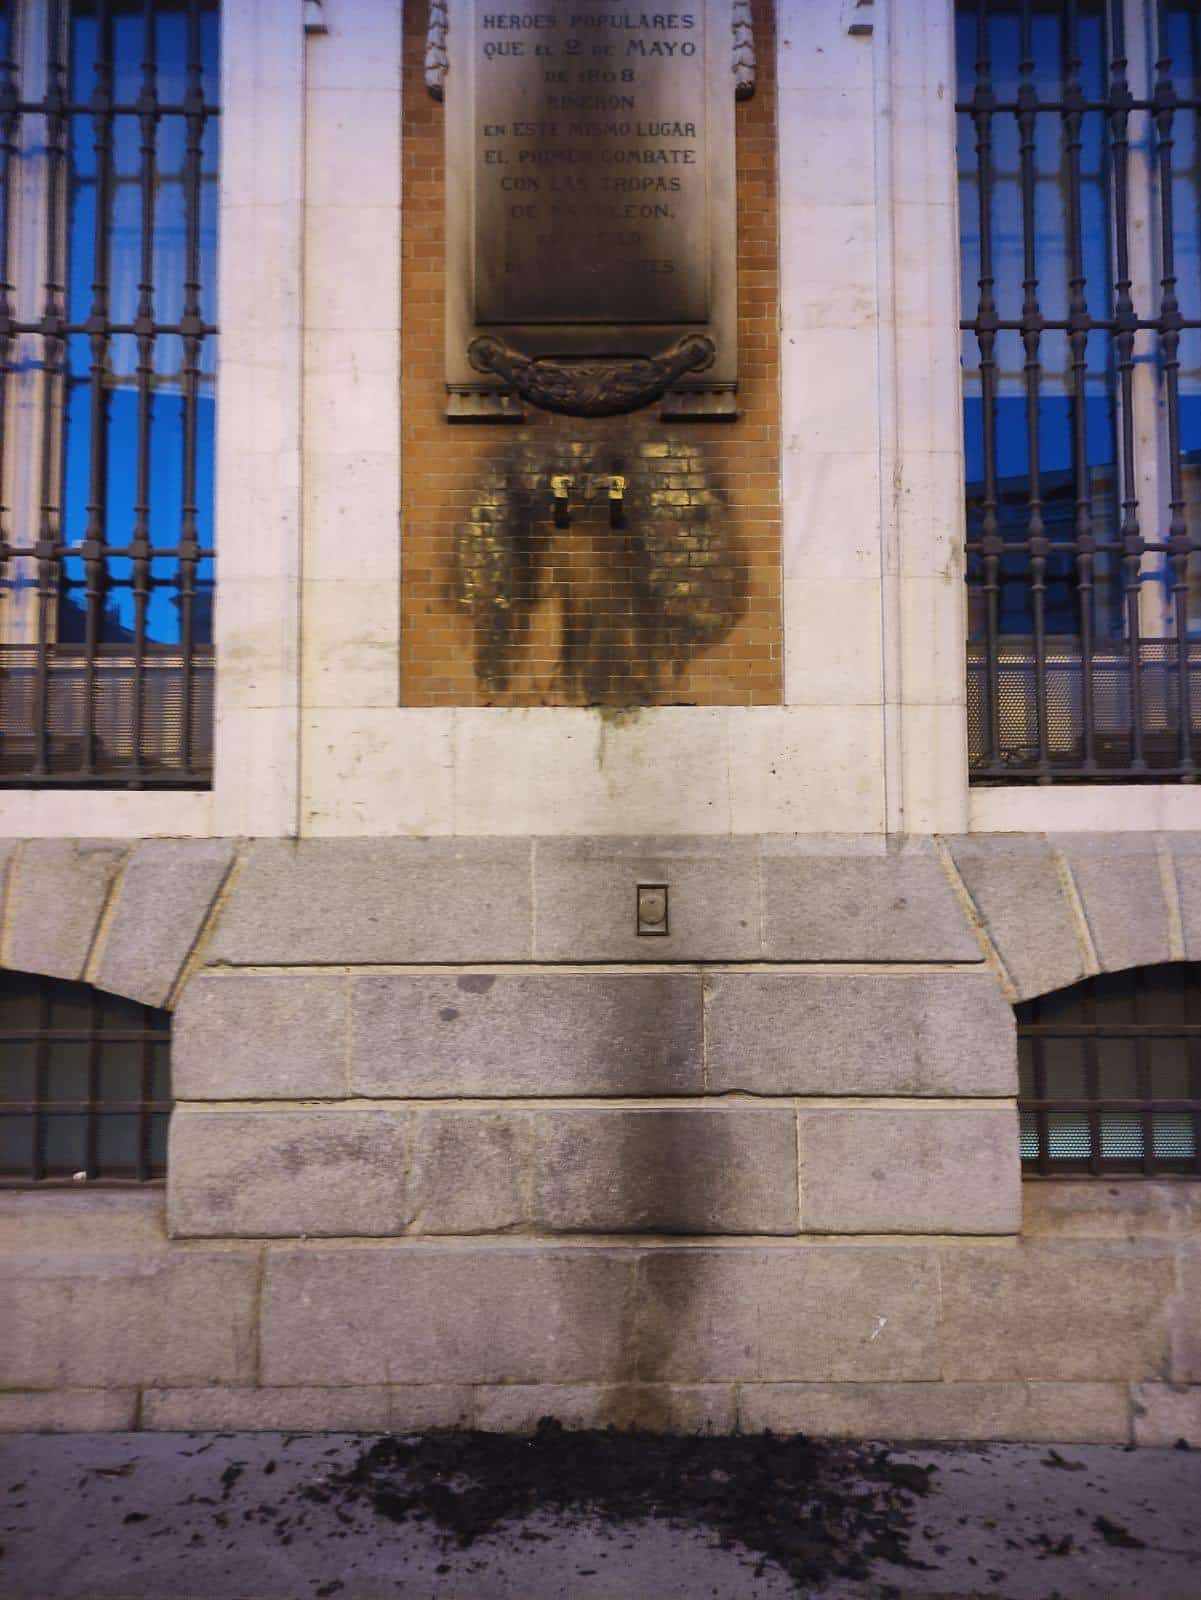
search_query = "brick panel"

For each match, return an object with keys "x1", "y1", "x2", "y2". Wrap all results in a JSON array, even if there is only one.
[{"x1": 400, "y1": 0, "x2": 782, "y2": 707}]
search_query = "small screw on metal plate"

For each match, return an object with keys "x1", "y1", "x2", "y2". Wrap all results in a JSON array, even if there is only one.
[{"x1": 637, "y1": 884, "x2": 669, "y2": 937}]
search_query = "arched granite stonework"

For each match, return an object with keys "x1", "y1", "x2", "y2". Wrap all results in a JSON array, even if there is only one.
[
  {"x1": 2, "y1": 833, "x2": 1199, "y2": 1444},
  {"x1": 0, "y1": 840, "x2": 236, "y2": 1010},
  {"x1": 946, "y1": 833, "x2": 1201, "y2": 1002}
]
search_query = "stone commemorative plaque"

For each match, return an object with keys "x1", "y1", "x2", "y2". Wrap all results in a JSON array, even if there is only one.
[
  {"x1": 441, "y1": 0, "x2": 741, "y2": 419},
  {"x1": 472, "y1": 4, "x2": 709, "y2": 326}
]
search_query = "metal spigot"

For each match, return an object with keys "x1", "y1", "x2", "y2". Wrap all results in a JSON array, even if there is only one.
[
  {"x1": 606, "y1": 473, "x2": 626, "y2": 529},
  {"x1": 550, "y1": 474, "x2": 573, "y2": 528}
]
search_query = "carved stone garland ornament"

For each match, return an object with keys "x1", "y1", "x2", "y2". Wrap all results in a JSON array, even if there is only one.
[
  {"x1": 425, "y1": 0, "x2": 448, "y2": 99},
  {"x1": 468, "y1": 334, "x2": 717, "y2": 418},
  {"x1": 430, "y1": 2, "x2": 751, "y2": 416}
]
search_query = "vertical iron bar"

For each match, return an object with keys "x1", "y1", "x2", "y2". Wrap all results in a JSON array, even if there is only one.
[
  {"x1": 1153, "y1": 0, "x2": 1194, "y2": 779},
  {"x1": 1084, "y1": 980, "x2": 1102, "y2": 1175},
  {"x1": 131, "y1": 0, "x2": 158, "y2": 784},
  {"x1": 974, "y1": 0, "x2": 1003, "y2": 766},
  {"x1": 1136, "y1": 966, "x2": 1156, "y2": 1174},
  {"x1": 82, "y1": 0, "x2": 114, "y2": 778},
  {"x1": 1019, "y1": 0, "x2": 1051, "y2": 778},
  {"x1": 1063, "y1": 0, "x2": 1098, "y2": 772},
  {"x1": 1034, "y1": 999, "x2": 1051, "y2": 1174},
  {"x1": 178, "y1": 0, "x2": 204, "y2": 777},
  {"x1": 84, "y1": 979, "x2": 98, "y2": 1180},
  {"x1": 31, "y1": 977, "x2": 48, "y2": 1182},
  {"x1": 34, "y1": 0, "x2": 67, "y2": 778},
  {"x1": 136, "y1": 1007, "x2": 151, "y2": 1182}
]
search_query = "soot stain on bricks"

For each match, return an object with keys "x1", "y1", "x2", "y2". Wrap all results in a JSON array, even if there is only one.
[{"x1": 453, "y1": 435, "x2": 745, "y2": 707}]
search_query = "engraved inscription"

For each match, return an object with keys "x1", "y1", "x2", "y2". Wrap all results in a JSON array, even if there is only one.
[{"x1": 472, "y1": 1, "x2": 710, "y2": 325}]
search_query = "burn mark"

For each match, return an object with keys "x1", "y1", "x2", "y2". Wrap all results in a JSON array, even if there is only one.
[{"x1": 454, "y1": 434, "x2": 745, "y2": 705}]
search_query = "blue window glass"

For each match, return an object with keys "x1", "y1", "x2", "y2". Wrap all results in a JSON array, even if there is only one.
[
  {"x1": 58, "y1": 0, "x2": 218, "y2": 648},
  {"x1": 957, "y1": 1, "x2": 1120, "y2": 644}
]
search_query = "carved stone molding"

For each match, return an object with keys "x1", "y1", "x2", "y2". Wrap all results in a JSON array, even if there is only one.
[
  {"x1": 425, "y1": 0, "x2": 448, "y2": 101},
  {"x1": 466, "y1": 334, "x2": 717, "y2": 418},
  {"x1": 428, "y1": 2, "x2": 755, "y2": 102},
  {"x1": 732, "y1": 0, "x2": 756, "y2": 100}
]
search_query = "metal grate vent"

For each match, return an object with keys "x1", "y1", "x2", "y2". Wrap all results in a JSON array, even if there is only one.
[
  {"x1": 0, "y1": 970, "x2": 171, "y2": 1184},
  {"x1": 1017, "y1": 963, "x2": 1201, "y2": 1178}
]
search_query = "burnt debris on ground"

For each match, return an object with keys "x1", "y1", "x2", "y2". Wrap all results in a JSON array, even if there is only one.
[{"x1": 279, "y1": 1419, "x2": 937, "y2": 1591}]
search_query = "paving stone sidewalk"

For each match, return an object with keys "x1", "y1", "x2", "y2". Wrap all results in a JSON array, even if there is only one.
[{"x1": 2, "y1": 1429, "x2": 1199, "y2": 1599}]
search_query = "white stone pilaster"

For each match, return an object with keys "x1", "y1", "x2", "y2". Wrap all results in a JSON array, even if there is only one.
[{"x1": 210, "y1": 0, "x2": 306, "y2": 837}]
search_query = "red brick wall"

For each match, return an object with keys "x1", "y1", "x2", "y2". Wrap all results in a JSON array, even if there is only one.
[{"x1": 400, "y1": 0, "x2": 781, "y2": 707}]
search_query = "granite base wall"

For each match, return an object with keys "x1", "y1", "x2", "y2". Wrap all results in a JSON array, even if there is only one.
[
  {"x1": 2, "y1": 833, "x2": 1200, "y2": 1440},
  {"x1": 2, "y1": 1186, "x2": 1198, "y2": 1443}
]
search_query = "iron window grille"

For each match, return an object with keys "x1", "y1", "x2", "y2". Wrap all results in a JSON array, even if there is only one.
[
  {"x1": 0, "y1": 0, "x2": 218, "y2": 788},
  {"x1": 1018, "y1": 962, "x2": 1201, "y2": 1176},
  {"x1": 0, "y1": 969, "x2": 171, "y2": 1184},
  {"x1": 958, "y1": 1, "x2": 1201, "y2": 783}
]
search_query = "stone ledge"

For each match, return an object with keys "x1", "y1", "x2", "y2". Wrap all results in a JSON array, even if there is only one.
[
  {"x1": 472, "y1": 1383, "x2": 736, "y2": 1434},
  {"x1": 3, "y1": 833, "x2": 1195, "y2": 984},
  {"x1": 737, "y1": 1380, "x2": 1130, "y2": 1443},
  {"x1": 0, "y1": 1379, "x2": 1146, "y2": 1442},
  {"x1": 141, "y1": 1384, "x2": 474, "y2": 1433},
  {"x1": 1022, "y1": 1180, "x2": 1201, "y2": 1239},
  {"x1": 0, "y1": 1389, "x2": 138, "y2": 1433},
  {"x1": 0, "y1": 1188, "x2": 166, "y2": 1250}
]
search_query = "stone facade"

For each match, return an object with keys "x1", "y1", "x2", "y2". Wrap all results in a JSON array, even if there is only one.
[
  {"x1": 0, "y1": 0, "x2": 1199, "y2": 1443},
  {"x1": 1, "y1": 832, "x2": 1199, "y2": 1442}
]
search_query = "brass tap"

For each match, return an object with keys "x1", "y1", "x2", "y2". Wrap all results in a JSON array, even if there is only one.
[{"x1": 550, "y1": 474, "x2": 573, "y2": 528}]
